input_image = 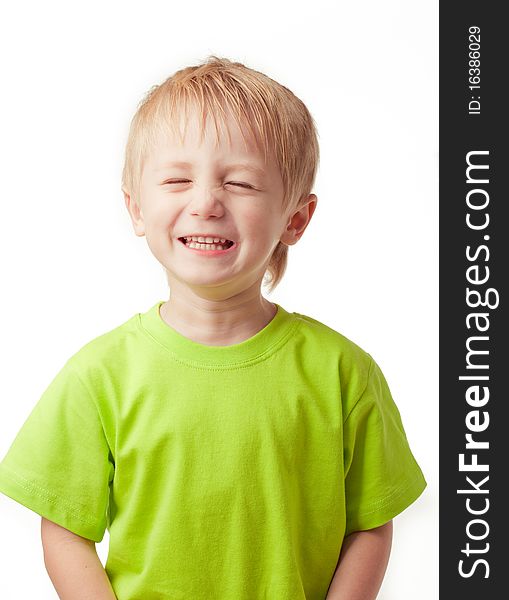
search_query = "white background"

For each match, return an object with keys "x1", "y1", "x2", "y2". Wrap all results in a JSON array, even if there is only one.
[{"x1": 0, "y1": 0, "x2": 438, "y2": 598}]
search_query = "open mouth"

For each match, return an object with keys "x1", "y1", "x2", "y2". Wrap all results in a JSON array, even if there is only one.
[{"x1": 178, "y1": 237, "x2": 235, "y2": 251}]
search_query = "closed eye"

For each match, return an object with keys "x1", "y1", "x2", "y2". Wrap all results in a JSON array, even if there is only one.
[
  {"x1": 227, "y1": 182, "x2": 254, "y2": 189},
  {"x1": 163, "y1": 180, "x2": 255, "y2": 189}
]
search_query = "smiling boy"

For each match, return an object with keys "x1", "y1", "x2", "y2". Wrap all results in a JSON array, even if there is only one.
[{"x1": 0, "y1": 56, "x2": 426, "y2": 599}]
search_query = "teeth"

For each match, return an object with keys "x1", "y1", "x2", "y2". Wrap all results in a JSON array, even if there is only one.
[
  {"x1": 188, "y1": 242, "x2": 227, "y2": 250},
  {"x1": 184, "y1": 236, "x2": 229, "y2": 243}
]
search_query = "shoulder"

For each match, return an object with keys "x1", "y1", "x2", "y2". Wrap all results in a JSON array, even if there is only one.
[
  {"x1": 64, "y1": 310, "x2": 143, "y2": 380},
  {"x1": 291, "y1": 309, "x2": 375, "y2": 412},
  {"x1": 293, "y1": 310, "x2": 372, "y2": 371}
]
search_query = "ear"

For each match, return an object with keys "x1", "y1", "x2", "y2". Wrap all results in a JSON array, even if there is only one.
[
  {"x1": 123, "y1": 190, "x2": 145, "y2": 237},
  {"x1": 280, "y1": 194, "x2": 318, "y2": 246}
]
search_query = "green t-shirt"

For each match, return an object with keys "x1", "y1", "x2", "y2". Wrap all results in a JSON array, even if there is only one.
[{"x1": 0, "y1": 301, "x2": 426, "y2": 599}]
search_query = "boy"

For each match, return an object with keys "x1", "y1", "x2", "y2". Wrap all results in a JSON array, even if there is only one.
[{"x1": 0, "y1": 56, "x2": 426, "y2": 599}]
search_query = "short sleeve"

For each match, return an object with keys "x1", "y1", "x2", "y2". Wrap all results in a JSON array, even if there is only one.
[
  {"x1": 343, "y1": 356, "x2": 427, "y2": 536},
  {"x1": 0, "y1": 360, "x2": 114, "y2": 542}
]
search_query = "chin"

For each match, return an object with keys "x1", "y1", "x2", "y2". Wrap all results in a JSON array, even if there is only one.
[{"x1": 173, "y1": 270, "x2": 237, "y2": 289}]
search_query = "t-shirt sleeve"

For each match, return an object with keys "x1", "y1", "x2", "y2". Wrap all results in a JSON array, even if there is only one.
[
  {"x1": 343, "y1": 355, "x2": 427, "y2": 536},
  {"x1": 0, "y1": 359, "x2": 114, "y2": 542}
]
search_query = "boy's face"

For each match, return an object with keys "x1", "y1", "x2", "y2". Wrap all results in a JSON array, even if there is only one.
[{"x1": 125, "y1": 105, "x2": 315, "y2": 300}]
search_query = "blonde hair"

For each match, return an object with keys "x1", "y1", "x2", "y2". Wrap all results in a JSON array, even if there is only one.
[{"x1": 121, "y1": 55, "x2": 319, "y2": 292}]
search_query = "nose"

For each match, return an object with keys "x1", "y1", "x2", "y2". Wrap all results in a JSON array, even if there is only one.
[{"x1": 189, "y1": 183, "x2": 226, "y2": 218}]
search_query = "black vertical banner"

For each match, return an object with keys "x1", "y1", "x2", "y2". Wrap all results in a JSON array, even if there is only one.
[{"x1": 440, "y1": 2, "x2": 508, "y2": 597}]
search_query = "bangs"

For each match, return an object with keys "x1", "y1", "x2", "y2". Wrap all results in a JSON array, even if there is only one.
[{"x1": 141, "y1": 76, "x2": 278, "y2": 169}]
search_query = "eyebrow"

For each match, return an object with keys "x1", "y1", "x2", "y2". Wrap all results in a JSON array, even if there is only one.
[{"x1": 154, "y1": 161, "x2": 266, "y2": 177}]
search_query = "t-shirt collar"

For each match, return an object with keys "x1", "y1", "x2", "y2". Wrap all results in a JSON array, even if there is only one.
[{"x1": 138, "y1": 300, "x2": 299, "y2": 368}]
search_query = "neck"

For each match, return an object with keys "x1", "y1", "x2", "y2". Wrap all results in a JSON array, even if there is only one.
[{"x1": 159, "y1": 286, "x2": 277, "y2": 346}]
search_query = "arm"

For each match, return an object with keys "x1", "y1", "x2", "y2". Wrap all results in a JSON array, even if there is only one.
[
  {"x1": 41, "y1": 517, "x2": 117, "y2": 600},
  {"x1": 326, "y1": 520, "x2": 393, "y2": 600}
]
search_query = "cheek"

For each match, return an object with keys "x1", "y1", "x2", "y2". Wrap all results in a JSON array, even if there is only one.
[
  {"x1": 143, "y1": 211, "x2": 178, "y2": 252},
  {"x1": 145, "y1": 204, "x2": 178, "y2": 231},
  {"x1": 242, "y1": 204, "x2": 278, "y2": 234},
  {"x1": 247, "y1": 205, "x2": 283, "y2": 235}
]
